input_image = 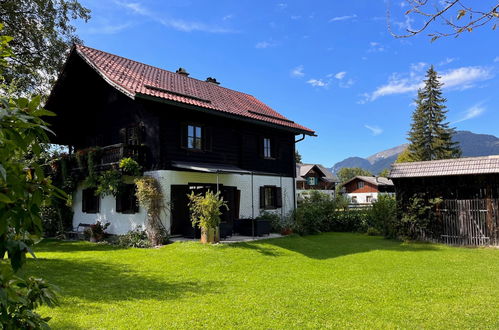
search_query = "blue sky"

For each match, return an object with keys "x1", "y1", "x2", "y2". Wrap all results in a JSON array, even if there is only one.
[{"x1": 74, "y1": 0, "x2": 499, "y2": 167}]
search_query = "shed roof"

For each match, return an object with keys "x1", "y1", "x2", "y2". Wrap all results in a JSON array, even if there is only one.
[
  {"x1": 389, "y1": 155, "x2": 499, "y2": 178},
  {"x1": 69, "y1": 45, "x2": 314, "y2": 135}
]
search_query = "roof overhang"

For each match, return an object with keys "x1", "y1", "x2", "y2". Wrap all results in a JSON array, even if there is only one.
[{"x1": 171, "y1": 161, "x2": 252, "y2": 174}]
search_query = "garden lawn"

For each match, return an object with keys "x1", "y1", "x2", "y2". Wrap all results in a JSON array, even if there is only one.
[{"x1": 26, "y1": 233, "x2": 498, "y2": 329}]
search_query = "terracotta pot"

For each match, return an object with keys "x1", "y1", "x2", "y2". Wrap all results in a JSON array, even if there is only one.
[{"x1": 200, "y1": 227, "x2": 220, "y2": 244}]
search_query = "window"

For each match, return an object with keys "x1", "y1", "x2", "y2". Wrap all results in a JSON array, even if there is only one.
[
  {"x1": 82, "y1": 188, "x2": 100, "y2": 213},
  {"x1": 259, "y1": 186, "x2": 282, "y2": 209},
  {"x1": 351, "y1": 196, "x2": 358, "y2": 203},
  {"x1": 366, "y1": 196, "x2": 372, "y2": 203},
  {"x1": 187, "y1": 125, "x2": 203, "y2": 150},
  {"x1": 357, "y1": 181, "x2": 365, "y2": 189},
  {"x1": 307, "y1": 177, "x2": 318, "y2": 185},
  {"x1": 263, "y1": 138, "x2": 272, "y2": 158},
  {"x1": 116, "y1": 184, "x2": 139, "y2": 214}
]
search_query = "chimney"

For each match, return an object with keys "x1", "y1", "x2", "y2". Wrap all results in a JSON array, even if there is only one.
[
  {"x1": 206, "y1": 77, "x2": 220, "y2": 85},
  {"x1": 176, "y1": 67, "x2": 189, "y2": 76}
]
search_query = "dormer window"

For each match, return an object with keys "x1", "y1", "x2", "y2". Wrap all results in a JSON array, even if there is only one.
[
  {"x1": 263, "y1": 138, "x2": 272, "y2": 158},
  {"x1": 188, "y1": 125, "x2": 203, "y2": 150},
  {"x1": 357, "y1": 181, "x2": 365, "y2": 189}
]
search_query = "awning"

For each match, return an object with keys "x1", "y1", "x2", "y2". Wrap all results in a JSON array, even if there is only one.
[{"x1": 171, "y1": 161, "x2": 252, "y2": 175}]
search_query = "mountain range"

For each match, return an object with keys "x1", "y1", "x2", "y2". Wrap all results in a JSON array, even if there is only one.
[{"x1": 331, "y1": 131, "x2": 499, "y2": 175}]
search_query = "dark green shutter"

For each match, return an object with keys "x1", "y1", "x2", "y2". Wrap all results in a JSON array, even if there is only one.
[
  {"x1": 180, "y1": 123, "x2": 187, "y2": 149},
  {"x1": 203, "y1": 126, "x2": 212, "y2": 151},
  {"x1": 259, "y1": 186, "x2": 265, "y2": 208},
  {"x1": 271, "y1": 138, "x2": 279, "y2": 159},
  {"x1": 275, "y1": 187, "x2": 282, "y2": 208},
  {"x1": 116, "y1": 190, "x2": 123, "y2": 213}
]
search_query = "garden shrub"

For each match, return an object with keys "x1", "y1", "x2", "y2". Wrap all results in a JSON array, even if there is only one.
[
  {"x1": 399, "y1": 194, "x2": 442, "y2": 239},
  {"x1": 119, "y1": 157, "x2": 141, "y2": 176},
  {"x1": 116, "y1": 229, "x2": 153, "y2": 248},
  {"x1": 256, "y1": 211, "x2": 282, "y2": 232},
  {"x1": 294, "y1": 191, "x2": 339, "y2": 235},
  {"x1": 328, "y1": 209, "x2": 371, "y2": 233},
  {"x1": 369, "y1": 195, "x2": 398, "y2": 239}
]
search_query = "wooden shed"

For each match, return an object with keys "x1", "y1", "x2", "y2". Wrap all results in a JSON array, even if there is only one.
[{"x1": 390, "y1": 156, "x2": 499, "y2": 246}]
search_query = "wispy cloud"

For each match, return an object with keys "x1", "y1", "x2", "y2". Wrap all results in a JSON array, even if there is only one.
[
  {"x1": 364, "y1": 125, "x2": 383, "y2": 136},
  {"x1": 223, "y1": 14, "x2": 234, "y2": 20},
  {"x1": 329, "y1": 14, "x2": 357, "y2": 22},
  {"x1": 494, "y1": 56, "x2": 499, "y2": 63},
  {"x1": 339, "y1": 78, "x2": 355, "y2": 88},
  {"x1": 334, "y1": 71, "x2": 346, "y2": 80},
  {"x1": 453, "y1": 103, "x2": 486, "y2": 124},
  {"x1": 361, "y1": 65, "x2": 493, "y2": 102},
  {"x1": 368, "y1": 41, "x2": 385, "y2": 53},
  {"x1": 439, "y1": 57, "x2": 456, "y2": 66},
  {"x1": 306, "y1": 79, "x2": 328, "y2": 87},
  {"x1": 255, "y1": 40, "x2": 276, "y2": 49},
  {"x1": 277, "y1": 3, "x2": 287, "y2": 9},
  {"x1": 87, "y1": 22, "x2": 132, "y2": 34},
  {"x1": 118, "y1": 1, "x2": 234, "y2": 33},
  {"x1": 291, "y1": 65, "x2": 305, "y2": 77}
]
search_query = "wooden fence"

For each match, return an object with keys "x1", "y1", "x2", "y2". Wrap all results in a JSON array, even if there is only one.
[{"x1": 432, "y1": 198, "x2": 499, "y2": 246}]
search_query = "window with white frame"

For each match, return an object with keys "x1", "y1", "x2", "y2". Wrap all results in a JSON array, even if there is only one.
[{"x1": 263, "y1": 138, "x2": 272, "y2": 158}]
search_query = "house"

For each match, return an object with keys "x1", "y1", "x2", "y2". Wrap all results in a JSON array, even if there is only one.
[
  {"x1": 46, "y1": 45, "x2": 314, "y2": 237},
  {"x1": 342, "y1": 176, "x2": 394, "y2": 204},
  {"x1": 390, "y1": 156, "x2": 499, "y2": 246},
  {"x1": 296, "y1": 163, "x2": 338, "y2": 200}
]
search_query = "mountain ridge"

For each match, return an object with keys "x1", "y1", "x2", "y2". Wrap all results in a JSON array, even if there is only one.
[{"x1": 331, "y1": 131, "x2": 499, "y2": 174}]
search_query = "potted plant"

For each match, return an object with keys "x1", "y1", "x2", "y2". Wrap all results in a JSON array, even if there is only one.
[
  {"x1": 85, "y1": 221, "x2": 110, "y2": 242},
  {"x1": 188, "y1": 190, "x2": 228, "y2": 244},
  {"x1": 119, "y1": 157, "x2": 141, "y2": 183}
]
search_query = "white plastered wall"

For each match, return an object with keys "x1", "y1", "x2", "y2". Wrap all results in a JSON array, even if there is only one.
[
  {"x1": 72, "y1": 170, "x2": 295, "y2": 235},
  {"x1": 346, "y1": 192, "x2": 395, "y2": 204}
]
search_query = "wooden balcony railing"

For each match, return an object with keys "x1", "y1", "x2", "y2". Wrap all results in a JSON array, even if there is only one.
[{"x1": 99, "y1": 143, "x2": 144, "y2": 165}]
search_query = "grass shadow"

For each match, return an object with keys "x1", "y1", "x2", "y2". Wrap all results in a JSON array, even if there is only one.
[
  {"x1": 23, "y1": 257, "x2": 223, "y2": 302},
  {"x1": 34, "y1": 239, "x2": 126, "y2": 253},
  {"x1": 227, "y1": 232, "x2": 439, "y2": 260}
]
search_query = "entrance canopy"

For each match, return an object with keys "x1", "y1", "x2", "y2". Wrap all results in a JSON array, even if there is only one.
[{"x1": 171, "y1": 161, "x2": 252, "y2": 175}]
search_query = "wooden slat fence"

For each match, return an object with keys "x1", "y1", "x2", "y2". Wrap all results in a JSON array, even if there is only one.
[{"x1": 434, "y1": 198, "x2": 499, "y2": 246}]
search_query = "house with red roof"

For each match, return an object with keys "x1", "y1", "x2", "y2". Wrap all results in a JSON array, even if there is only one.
[{"x1": 46, "y1": 45, "x2": 314, "y2": 237}]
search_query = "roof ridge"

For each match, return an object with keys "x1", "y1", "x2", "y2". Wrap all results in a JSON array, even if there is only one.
[
  {"x1": 393, "y1": 154, "x2": 499, "y2": 167},
  {"x1": 75, "y1": 44, "x2": 259, "y2": 98}
]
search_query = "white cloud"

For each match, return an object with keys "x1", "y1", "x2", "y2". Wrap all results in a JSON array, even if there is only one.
[
  {"x1": 87, "y1": 22, "x2": 132, "y2": 34},
  {"x1": 439, "y1": 57, "x2": 456, "y2": 66},
  {"x1": 118, "y1": 1, "x2": 234, "y2": 33},
  {"x1": 291, "y1": 65, "x2": 305, "y2": 77},
  {"x1": 494, "y1": 56, "x2": 499, "y2": 63},
  {"x1": 329, "y1": 14, "x2": 357, "y2": 22},
  {"x1": 334, "y1": 71, "x2": 347, "y2": 80},
  {"x1": 368, "y1": 41, "x2": 385, "y2": 53},
  {"x1": 453, "y1": 103, "x2": 486, "y2": 124},
  {"x1": 306, "y1": 79, "x2": 327, "y2": 87},
  {"x1": 362, "y1": 66, "x2": 493, "y2": 102},
  {"x1": 223, "y1": 14, "x2": 234, "y2": 20},
  {"x1": 364, "y1": 125, "x2": 383, "y2": 136},
  {"x1": 255, "y1": 41, "x2": 275, "y2": 49}
]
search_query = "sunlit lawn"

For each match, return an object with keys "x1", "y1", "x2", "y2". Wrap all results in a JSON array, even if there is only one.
[{"x1": 26, "y1": 233, "x2": 499, "y2": 329}]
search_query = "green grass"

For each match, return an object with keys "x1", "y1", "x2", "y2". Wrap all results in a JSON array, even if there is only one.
[{"x1": 25, "y1": 233, "x2": 498, "y2": 329}]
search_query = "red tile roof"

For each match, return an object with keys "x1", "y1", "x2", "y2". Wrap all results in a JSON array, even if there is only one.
[{"x1": 74, "y1": 45, "x2": 314, "y2": 135}]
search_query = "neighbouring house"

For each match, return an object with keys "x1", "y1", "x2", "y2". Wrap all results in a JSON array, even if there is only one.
[
  {"x1": 296, "y1": 163, "x2": 338, "y2": 200},
  {"x1": 342, "y1": 176, "x2": 394, "y2": 204},
  {"x1": 390, "y1": 156, "x2": 499, "y2": 246},
  {"x1": 46, "y1": 45, "x2": 314, "y2": 237}
]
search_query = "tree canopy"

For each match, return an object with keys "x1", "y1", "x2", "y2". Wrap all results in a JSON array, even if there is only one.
[
  {"x1": 0, "y1": 0, "x2": 90, "y2": 94},
  {"x1": 405, "y1": 66, "x2": 461, "y2": 162},
  {"x1": 389, "y1": 0, "x2": 499, "y2": 41}
]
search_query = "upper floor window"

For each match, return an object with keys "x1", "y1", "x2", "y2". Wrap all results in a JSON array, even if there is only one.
[
  {"x1": 307, "y1": 177, "x2": 318, "y2": 185},
  {"x1": 357, "y1": 181, "x2": 365, "y2": 189},
  {"x1": 263, "y1": 138, "x2": 272, "y2": 158},
  {"x1": 120, "y1": 125, "x2": 142, "y2": 145},
  {"x1": 188, "y1": 125, "x2": 203, "y2": 150}
]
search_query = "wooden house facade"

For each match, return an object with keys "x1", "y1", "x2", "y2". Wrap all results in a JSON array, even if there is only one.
[
  {"x1": 46, "y1": 45, "x2": 314, "y2": 236},
  {"x1": 296, "y1": 164, "x2": 338, "y2": 199},
  {"x1": 390, "y1": 156, "x2": 499, "y2": 246}
]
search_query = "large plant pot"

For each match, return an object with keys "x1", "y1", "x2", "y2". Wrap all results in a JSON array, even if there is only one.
[{"x1": 200, "y1": 227, "x2": 220, "y2": 244}]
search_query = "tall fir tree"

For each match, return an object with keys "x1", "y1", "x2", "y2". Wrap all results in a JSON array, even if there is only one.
[{"x1": 406, "y1": 66, "x2": 461, "y2": 162}]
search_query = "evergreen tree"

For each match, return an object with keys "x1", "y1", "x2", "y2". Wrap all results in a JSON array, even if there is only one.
[{"x1": 406, "y1": 66, "x2": 461, "y2": 161}]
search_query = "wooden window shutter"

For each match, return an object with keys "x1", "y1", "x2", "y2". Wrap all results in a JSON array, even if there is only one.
[
  {"x1": 275, "y1": 187, "x2": 283, "y2": 208},
  {"x1": 203, "y1": 126, "x2": 212, "y2": 151},
  {"x1": 259, "y1": 186, "x2": 265, "y2": 208},
  {"x1": 180, "y1": 123, "x2": 187, "y2": 149},
  {"x1": 271, "y1": 138, "x2": 279, "y2": 159},
  {"x1": 82, "y1": 189, "x2": 88, "y2": 213},
  {"x1": 119, "y1": 128, "x2": 127, "y2": 144},
  {"x1": 116, "y1": 191, "x2": 123, "y2": 213}
]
